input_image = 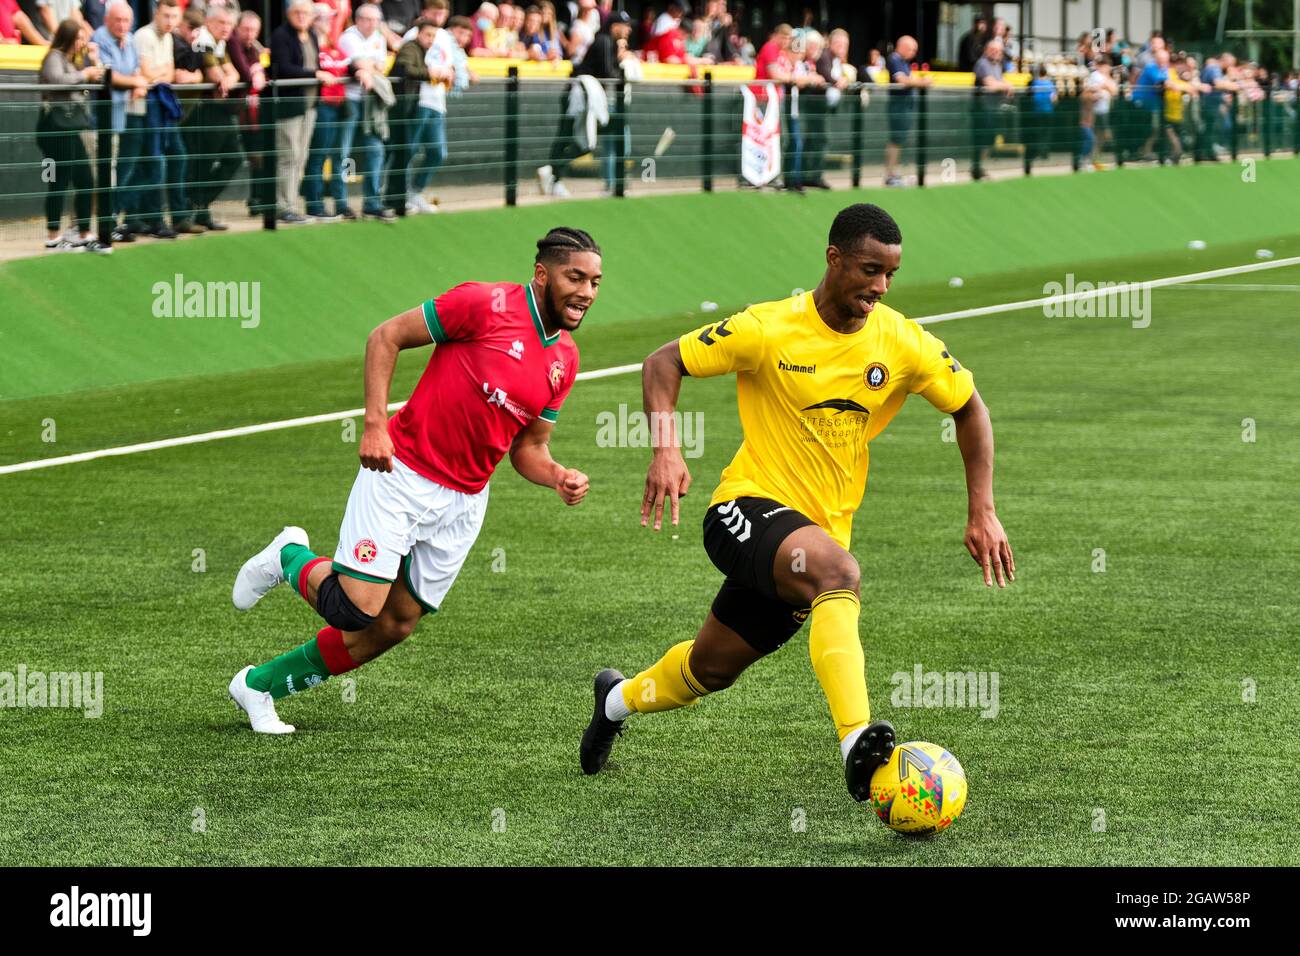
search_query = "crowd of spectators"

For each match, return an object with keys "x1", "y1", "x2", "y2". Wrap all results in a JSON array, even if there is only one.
[
  {"x1": 949, "y1": 18, "x2": 1298, "y2": 175},
  {"x1": 22, "y1": 2, "x2": 1300, "y2": 251}
]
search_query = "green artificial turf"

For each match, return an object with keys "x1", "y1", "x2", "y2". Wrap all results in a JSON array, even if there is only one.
[
  {"x1": 2, "y1": 158, "x2": 1299, "y2": 400},
  {"x1": 2, "y1": 179, "x2": 1298, "y2": 865}
]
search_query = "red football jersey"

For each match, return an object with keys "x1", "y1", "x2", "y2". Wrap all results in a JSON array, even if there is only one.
[{"x1": 388, "y1": 281, "x2": 580, "y2": 494}]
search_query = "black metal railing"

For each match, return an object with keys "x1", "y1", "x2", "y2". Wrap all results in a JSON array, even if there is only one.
[{"x1": 2, "y1": 69, "x2": 1296, "y2": 249}]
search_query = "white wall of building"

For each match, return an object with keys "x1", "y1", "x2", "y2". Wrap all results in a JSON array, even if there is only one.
[{"x1": 982, "y1": 0, "x2": 1163, "y2": 55}]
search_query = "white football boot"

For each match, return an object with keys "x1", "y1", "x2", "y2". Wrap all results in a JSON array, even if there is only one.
[
  {"x1": 231, "y1": 526, "x2": 309, "y2": 611},
  {"x1": 228, "y1": 666, "x2": 295, "y2": 734}
]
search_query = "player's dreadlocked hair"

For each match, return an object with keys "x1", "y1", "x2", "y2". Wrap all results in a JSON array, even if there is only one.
[
  {"x1": 828, "y1": 204, "x2": 902, "y2": 251},
  {"x1": 535, "y1": 227, "x2": 601, "y2": 266}
]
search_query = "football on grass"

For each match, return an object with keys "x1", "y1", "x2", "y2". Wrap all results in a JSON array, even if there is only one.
[{"x1": 868, "y1": 741, "x2": 968, "y2": 835}]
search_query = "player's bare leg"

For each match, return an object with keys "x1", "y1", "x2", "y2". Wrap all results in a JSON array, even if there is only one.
[
  {"x1": 341, "y1": 575, "x2": 424, "y2": 664},
  {"x1": 771, "y1": 524, "x2": 895, "y2": 802}
]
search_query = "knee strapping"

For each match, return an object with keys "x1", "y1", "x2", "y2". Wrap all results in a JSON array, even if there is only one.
[{"x1": 316, "y1": 574, "x2": 378, "y2": 632}]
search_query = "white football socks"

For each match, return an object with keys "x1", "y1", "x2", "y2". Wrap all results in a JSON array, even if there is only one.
[
  {"x1": 604, "y1": 680, "x2": 632, "y2": 721},
  {"x1": 840, "y1": 723, "x2": 869, "y2": 761}
]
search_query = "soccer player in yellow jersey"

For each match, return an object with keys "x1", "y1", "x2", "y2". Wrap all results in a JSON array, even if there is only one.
[{"x1": 580, "y1": 204, "x2": 1015, "y2": 801}]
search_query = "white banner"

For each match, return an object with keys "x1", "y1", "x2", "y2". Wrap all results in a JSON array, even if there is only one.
[{"x1": 740, "y1": 83, "x2": 782, "y2": 186}]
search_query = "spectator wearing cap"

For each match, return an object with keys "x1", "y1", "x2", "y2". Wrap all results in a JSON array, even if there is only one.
[{"x1": 883, "y1": 34, "x2": 928, "y2": 187}]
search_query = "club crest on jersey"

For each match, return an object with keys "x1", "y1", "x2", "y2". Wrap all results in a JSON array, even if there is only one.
[
  {"x1": 548, "y1": 360, "x2": 565, "y2": 391},
  {"x1": 353, "y1": 539, "x2": 378, "y2": 564},
  {"x1": 864, "y1": 362, "x2": 890, "y2": 390}
]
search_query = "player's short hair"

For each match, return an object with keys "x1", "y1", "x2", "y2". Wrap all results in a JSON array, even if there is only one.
[
  {"x1": 536, "y1": 227, "x2": 601, "y2": 266},
  {"x1": 829, "y1": 204, "x2": 902, "y2": 252}
]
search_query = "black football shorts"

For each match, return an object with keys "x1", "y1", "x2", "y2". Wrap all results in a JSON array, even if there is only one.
[{"x1": 701, "y1": 496, "x2": 816, "y2": 653}]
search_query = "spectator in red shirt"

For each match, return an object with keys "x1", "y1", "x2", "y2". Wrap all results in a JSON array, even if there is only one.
[
  {"x1": 646, "y1": 1, "x2": 684, "y2": 63},
  {"x1": 1, "y1": 0, "x2": 43, "y2": 44},
  {"x1": 469, "y1": 1, "x2": 497, "y2": 55},
  {"x1": 753, "y1": 22, "x2": 794, "y2": 90},
  {"x1": 304, "y1": 0, "x2": 363, "y2": 220}
]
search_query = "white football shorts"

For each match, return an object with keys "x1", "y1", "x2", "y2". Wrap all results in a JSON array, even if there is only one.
[{"x1": 332, "y1": 455, "x2": 489, "y2": 614}]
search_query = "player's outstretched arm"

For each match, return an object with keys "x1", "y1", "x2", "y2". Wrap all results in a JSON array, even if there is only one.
[
  {"x1": 510, "y1": 417, "x2": 589, "y2": 506},
  {"x1": 952, "y1": 387, "x2": 1015, "y2": 588},
  {"x1": 640, "y1": 340, "x2": 693, "y2": 531},
  {"x1": 360, "y1": 307, "x2": 434, "y2": 473}
]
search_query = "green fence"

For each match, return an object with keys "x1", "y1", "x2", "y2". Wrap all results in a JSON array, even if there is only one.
[{"x1": 1, "y1": 69, "x2": 1297, "y2": 246}]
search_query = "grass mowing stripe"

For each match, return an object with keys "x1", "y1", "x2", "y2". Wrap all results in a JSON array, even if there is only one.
[{"x1": 4, "y1": 257, "x2": 1297, "y2": 476}]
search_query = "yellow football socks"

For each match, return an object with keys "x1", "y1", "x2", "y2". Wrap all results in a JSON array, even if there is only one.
[
  {"x1": 622, "y1": 640, "x2": 709, "y2": 713},
  {"x1": 808, "y1": 589, "x2": 871, "y2": 740}
]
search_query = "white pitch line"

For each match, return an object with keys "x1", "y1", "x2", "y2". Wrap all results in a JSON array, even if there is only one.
[
  {"x1": 910, "y1": 254, "x2": 1300, "y2": 324},
  {"x1": 1161, "y1": 283, "x2": 1300, "y2": 292},
  {"x1": 4, "y1": 256, "x2": 1299, "y2": 477}
]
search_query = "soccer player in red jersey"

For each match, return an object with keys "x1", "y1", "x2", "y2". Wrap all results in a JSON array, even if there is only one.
[{"x1": 226, "y1": 227, "x2": 600, "y2": 733}]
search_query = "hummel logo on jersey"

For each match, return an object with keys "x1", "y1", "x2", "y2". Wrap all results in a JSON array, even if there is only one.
[
  {"x1": 802, "y1": 399, "x2": 871, "y2": 415},
  {"x1": 762, "y1": 506, "x2": 791, "y2": 519},
  {"x1": 509, "y1": 339, "x2": 525, "y2": 360},
  {"x1": 697, "y1": 318, "x2": 733, "y2": 346},
  {"x1": 717, "y1": 499, "x2": 752, "y2": 542},
  {"x1": 778, "y1": 359, "x2": 816, "y2": 374}
]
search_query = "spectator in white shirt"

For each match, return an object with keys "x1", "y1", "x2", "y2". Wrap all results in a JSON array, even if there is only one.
[{"x1": 338, "y1": 2, "x2": 390, "y2": 217}]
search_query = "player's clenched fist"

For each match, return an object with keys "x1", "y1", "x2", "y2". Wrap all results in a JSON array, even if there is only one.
[
  {"x1": 359, "y1": 424, "x2": 395, "y2": 472},
  {"x1": 556, "y1": 468, "x2": 589, "y2": 505}
]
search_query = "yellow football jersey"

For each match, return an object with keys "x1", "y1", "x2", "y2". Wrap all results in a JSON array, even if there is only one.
[{"x1": 679, "y1": 292, "x2": 974, "y2": 548}]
